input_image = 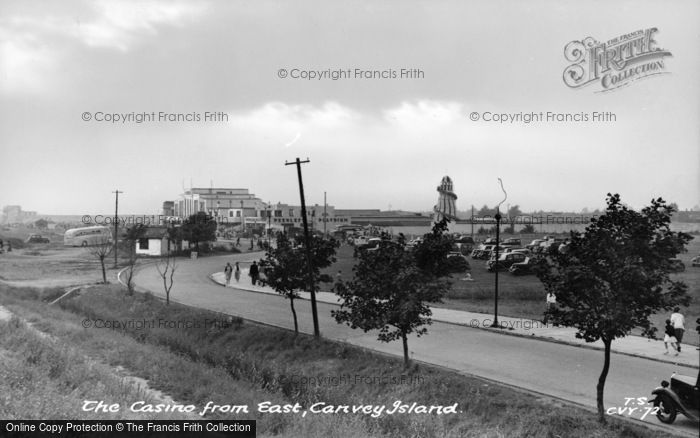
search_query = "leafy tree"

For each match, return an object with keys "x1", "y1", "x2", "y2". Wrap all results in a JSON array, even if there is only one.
[
  {"x1": 333, "y1": 220, "x2": 453, "y2": 367},
  {"x1": 259, "y1": 233, "x2": 339, "y2": 333},
  {"x1": 535, "y1": 194, "x2": 691, "y2": 423},
  {"x1": 34, "y1": 219, "x2": 49, "y2": 230},
  {"x1": 520, "y1": 224, "x2": 535, "y2": 234},
  {"x1": 181, "y1": 211, "x2": 217, "y2": 252}
]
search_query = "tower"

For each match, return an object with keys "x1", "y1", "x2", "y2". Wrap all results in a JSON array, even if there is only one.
[{"x1": 434, "y1": 176, "x2": 458, "y2": 223}]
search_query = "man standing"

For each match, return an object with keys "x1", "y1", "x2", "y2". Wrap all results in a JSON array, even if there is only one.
[
  {"x1": 249, "y1": 261, "x2": 260, "y2": 286},
  {"x1": 670, "y1": 307, "x2": 685, "y2": 353}
]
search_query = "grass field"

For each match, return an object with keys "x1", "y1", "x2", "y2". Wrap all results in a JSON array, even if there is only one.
[{"x1": 0, "y1": 283, "x2": 676, "y2": 438}]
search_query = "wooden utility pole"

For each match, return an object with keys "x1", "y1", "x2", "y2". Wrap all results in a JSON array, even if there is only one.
[
  {"x1": 112, "y1": 190, "x2": 123, "y2": 268},
  {"x1": 285, "y1": 157, "x2": 320, "y2": 337}
]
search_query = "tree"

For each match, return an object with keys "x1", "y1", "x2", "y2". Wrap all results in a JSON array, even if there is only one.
[
  {"x1": 123, "y1": 224, "x2": 146, "y2": 295},
  {"x1": 181, "y1": 211, "x2": 217, "y2": 252},
  {"x1": 259, "y1": 233, "x2": 338, "y2": 333},
  {"x1": 88, "y1": 237, "x2": 113, "y2": 284},
  {"x1": 535, "y1": 194, "x2": 691, "y2": 423},
  {"x1": 333, "y1": 220, "x2": 453, "y2": 367},
  {"x1": 34, "y1": 219, "x2": 49, "y2": 230},
  {"x1": 156, "y1": 250, "x2": 177, "y2": 305}
]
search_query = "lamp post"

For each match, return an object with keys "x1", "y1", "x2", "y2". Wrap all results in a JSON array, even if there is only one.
[
  {"x1": 491, "y1": 209, "x2": 501, "y2": 328},
  {"x1": 491, "y1": 178, "x2": 507, "y2": 328}
]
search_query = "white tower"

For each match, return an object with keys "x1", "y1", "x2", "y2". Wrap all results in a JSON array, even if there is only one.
[{"x1": 434, "y1": 176, "x2": 458, "y2": 223}]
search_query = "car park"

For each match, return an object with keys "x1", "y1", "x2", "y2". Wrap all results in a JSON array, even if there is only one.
[{"x1": 487, "y1": 252, "x2": 527, "y2": 272}]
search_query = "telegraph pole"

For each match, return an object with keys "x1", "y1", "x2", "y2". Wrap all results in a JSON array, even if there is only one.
[
  {"x1": 285, "y1": 157, "x2": 320, "y2": 337},
  {"x1": 323, "y1": 191, "x2": 327, "y2": 238},
  {"x1": 112, "y1": 190, "x2": 123, "y2": 268}
]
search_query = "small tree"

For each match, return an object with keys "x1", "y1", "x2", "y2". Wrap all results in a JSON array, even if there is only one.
[
  {"x1": 333, "y1": 220, "x2": 453, "y2": 367},
  {"x1": 536, "y1": 194, "x2": 691, "y2": 423},
  {"x1": 88, "y1": 237, "x2": 113, "y2": 284},
  {"x1": 156, "y1": 250, "x2": 177, "y2": 305},
  {"x1": 259, "y1": 233, "x2": 338, "y2": 333},
  {"x1": 123, "y1": 224, "x2": 146, "y2": 295},
  {"x1": 181, "y1": 211, "x2": 217, "y2": 252}
]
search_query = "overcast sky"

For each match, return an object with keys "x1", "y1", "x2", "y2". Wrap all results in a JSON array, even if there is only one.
[{"x1": 1, "y1": 0, "x2": 698, "y2": 215}]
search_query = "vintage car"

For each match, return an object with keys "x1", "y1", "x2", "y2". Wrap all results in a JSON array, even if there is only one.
[
  {"x1": 509, "y1": 257, "x2": 537, "y2": 275},
  {"x1": 26, "y1": 234, "x2": 50, "y2": 244},
  {"x1": 651, "y1": 371, "x2": 699, "y2": 425},
  {"x1": 446, "y1": 252, "x2": 470, "y2": 273},
  {"x1": 502, "y1": 238, "x2": 522, "y2": 247},
  {"x1": 487, "y1": 252, "x2": 527, "y2": 272},
  {"x1": 692, "y1": 255, "x2": 700, "y2": 267}
]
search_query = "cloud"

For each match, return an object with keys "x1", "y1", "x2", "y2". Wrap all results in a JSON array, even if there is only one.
[{"x1": 0, "y1": 0, "x2": 207, "y2": 94}]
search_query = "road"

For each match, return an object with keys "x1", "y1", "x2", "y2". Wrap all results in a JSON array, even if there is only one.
[{"x1": 133, "y1": 252, "x2": 699, "y2": 435}]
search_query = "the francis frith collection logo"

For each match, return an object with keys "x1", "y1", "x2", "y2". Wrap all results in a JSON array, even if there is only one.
[{"x1": 563, "y1": 28, "x2": 672, "y2": 92}]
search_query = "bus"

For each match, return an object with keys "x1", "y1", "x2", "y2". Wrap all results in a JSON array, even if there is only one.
[{"x1": 64, "y1": 226, "x2": 113, "y2": 247}]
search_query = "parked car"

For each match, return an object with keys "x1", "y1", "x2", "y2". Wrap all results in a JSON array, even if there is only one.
[
  {"x1": 483, "y1": 237, "x2": 498, "y2": 245},
  {"x1": 526, "y1": 239, "x2": 545, "y2": 250},
  {"x1": 650, "y1": 371, "x2": 699, "y2": 425},
  {"x1": 454, "y1": 235, "x2": 475, "y2": 245},
  {"x1": 446, "y1": 252, "x2": 470, "y2": 273},
  {"x1": 26, "y1": 234, "x2": 50, "y2": 244},
  {"x1": 692, "y1": 255, "x2": 700, "y2": 267},
  {"x1": 502, "y1": 238, "x2": 522, "y2": 247},
  {"x1": 358, "y1": 238, "x2": 382, "y2": 251},
  {"x1": 472, "y1": 244, "x2": 504, "y2": 260},
  {"x1": 509, "y1": 257, "x2": 537, "y2": 275},
  {"x1": 487, "y1": 252, "x2": 527, "y2": 272}
]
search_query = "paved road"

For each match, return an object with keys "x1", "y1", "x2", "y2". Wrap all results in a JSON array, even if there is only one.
[{"x1": 133, "y1": 253, "x2": 699, "y2": 435}]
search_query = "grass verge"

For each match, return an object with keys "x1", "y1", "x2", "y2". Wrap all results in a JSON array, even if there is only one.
[{"x1": 0, "y1": 283, "x2": 678, "y2": 438}]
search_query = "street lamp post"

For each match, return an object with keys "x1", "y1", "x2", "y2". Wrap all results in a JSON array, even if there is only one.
[
  {"x1": 491, "y1": 178, "x2": 507, "y2": 328},
  {"x1": 491, "y1": 209, "x2": 501, "y2": 327}
]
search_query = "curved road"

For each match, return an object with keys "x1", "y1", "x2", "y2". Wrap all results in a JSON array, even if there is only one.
[{"x1": 133, "y1": 253, "x2": 698, "y2": 435}]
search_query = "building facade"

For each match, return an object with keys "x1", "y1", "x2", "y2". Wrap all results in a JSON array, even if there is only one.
[{"x1": 166, "y1": 188, "x2": 350, "y2": 229}]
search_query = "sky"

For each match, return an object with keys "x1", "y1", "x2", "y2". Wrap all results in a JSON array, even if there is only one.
[{"x1": 1, "y1": 0, "x2": 698, "y2": 215}]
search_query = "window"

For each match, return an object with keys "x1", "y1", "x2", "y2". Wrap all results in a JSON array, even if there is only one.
[
  {"x1": 289, "y1": 209, "x2": 294, "y2": 217},
  {"x1": 275, "y1": 210, "x2": 282, "y2": 217},
  {"x1": 139, "y1": 238, "x2": 149, "y2": 250}
]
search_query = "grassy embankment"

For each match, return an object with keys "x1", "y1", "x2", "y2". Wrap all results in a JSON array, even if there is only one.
[{"x1": 0, "y1": 283, "x2": 674, "y2": 438}]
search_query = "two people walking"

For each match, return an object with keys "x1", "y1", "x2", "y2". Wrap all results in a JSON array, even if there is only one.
[{"x1": 224, "y1": 262, "x2": 241, "y2": 286}]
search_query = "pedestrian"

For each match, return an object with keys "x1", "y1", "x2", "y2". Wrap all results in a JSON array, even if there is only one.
[
  {"x1": 544, "y1": 292, "x2": 556, "y2": 324},
  {"x1": 249, "y1": 261, "x2": 259, "y2": 286},
  {"x1": 670, "y1": 307, "x2": 685, "y2": 352},
  {"x1": 224, "y1": 262, "x2": 233, "y2": 286},
  {"x1": 234, "y1": 262, "x2": 241, "y2": 283},
  {"x1": 663, "y1": 319, "x2": 678, "y2": 356},
  {"x1": 236, "y1": 237, "x2": 241, "y2": 247}
]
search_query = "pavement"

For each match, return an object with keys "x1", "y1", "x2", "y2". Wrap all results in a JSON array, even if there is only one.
[{"x1": 212, "y1": 268, "x2": 699, "y2": 369}]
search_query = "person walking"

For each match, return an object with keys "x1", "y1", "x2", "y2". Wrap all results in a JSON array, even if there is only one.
[
  {"x1": 544, "y1": 292, "x2": 556, "y2": 325},
  {"x1": 663, "y1": 319, "x2": 678, "y2": 356},
  {"x1": 224, "y1": 262, "x2": 233, "y2": 286},
  {"x1": 670, "y1": 307, "x2": 685, "y2": 352},
  {"x1": 234, "y1": 262, "x2": 241, "y2": 283},
  {"x1": 249, "y1": 261, "x2": 260, "y2": 286}
]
